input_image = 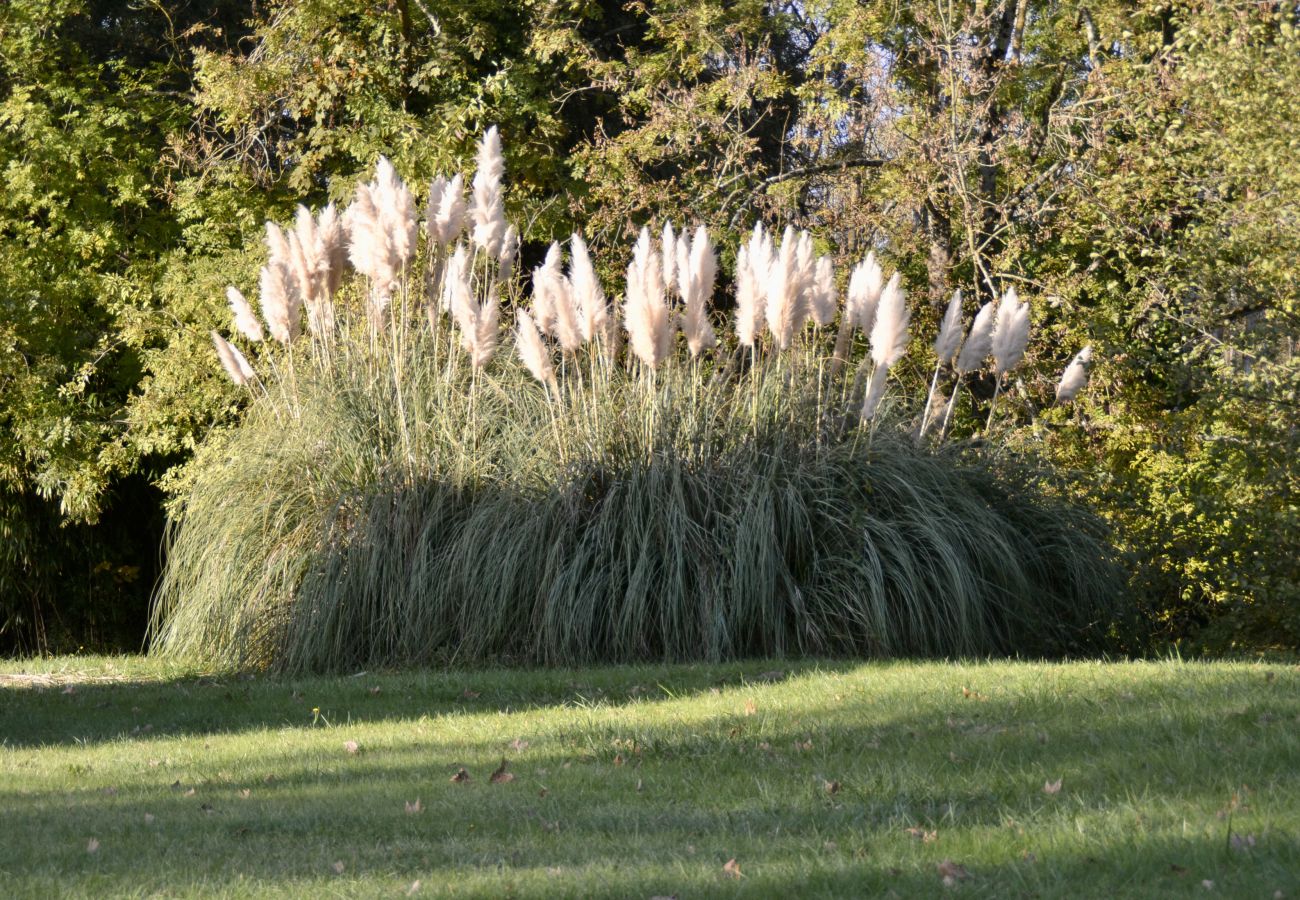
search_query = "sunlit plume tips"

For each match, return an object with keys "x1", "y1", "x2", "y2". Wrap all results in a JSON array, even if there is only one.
[
  {"x1": 532, "y1": 242, "x2": 581, "y2": 352},
  {"x1": 860, "y1": 271, "x2": 910, "y2": 421},
  {"x1": 678, "y1": 225, "x2": 717, "y2": 357},
  {"x1": 211, "y1": 331, "x2": 255, "y2": 386},
  {"x1": 1055, "y1": 345, "x2": 1094, "y2": 404},
  {"x1": 809, "y1": 256, "x2": 837, "y2": 327},
  {"x1": 765, "y1": 226, "x2": 808, "y2": 351},
  {"x1": 734, "y1": 245, "x2": 763, "y2": 347},
  {"x1": 847, "y1": 251, "x2": 884, "y2": 334},
  {"x1": 345, "y1": 157, "x2": 417, "y2": 316},
  {"x1": 934, "y1": 289, "x2": 964, "y2": 366},
  {"x1": 624, "y1": 227, "x2": 672, "y2": 369},
  {"x1": 661, "y1": 222, "x2": 678, "y2": 298},
  {"x1": 226, "y1": 286, "x2": 264, "y2": 343},
  {"x1": 426, "y1": 173, "x2": 467, "y2": 247},
  {"x1": 258, "y1": 261, "x2": 300, "y2": 344},
  {"x1": 569, "y1": 233, "x2": 607, "y2": 344},
  {"x1": 956, "y1": 301, "x2": 996, "y2": 374},
  {"x1": 514, "y1": 309, "x2": 554, "y2": 387},
  {"x1": 991, "y1": 287, "x2": 1031, "y2": 377},
  {"x1": 471, "y1": 126, "x2": 507, "y2": 259}
]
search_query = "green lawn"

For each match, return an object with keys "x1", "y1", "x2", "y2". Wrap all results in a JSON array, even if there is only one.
[{"x1": 2, "y1": 656, "x2": 1297, "y2": 898}]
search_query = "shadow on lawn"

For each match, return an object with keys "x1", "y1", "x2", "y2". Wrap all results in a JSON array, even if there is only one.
[{"x1": 2, "y1": 662, "x2": 1298, "y2": 896}]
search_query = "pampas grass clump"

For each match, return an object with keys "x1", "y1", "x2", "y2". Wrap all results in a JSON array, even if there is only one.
[{"x1": 150, "y1": 130, "x2": 1122, "y2": 672}]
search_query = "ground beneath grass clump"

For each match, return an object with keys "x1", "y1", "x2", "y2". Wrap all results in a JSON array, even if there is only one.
[{"x1": 2, "y1": 657, "x2": 1297, "y2": 898}]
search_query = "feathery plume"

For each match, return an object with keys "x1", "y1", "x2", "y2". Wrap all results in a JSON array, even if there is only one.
[
  {"x1": 443, "y1": 243, "x2": 474, "y2": 323},
  {"x1": 497, "y1": 224, "x2": 519, "y2": 279},
  {"x1": 661, "y1": 222, "x2": 678, "y2": 297},
  {"x1": 315, "y1": 203, "x2": 347, "y2": 298},
  {"x1": 1055, "y1": 345, "x2": 1094, "y2": 404},
  {"x1": 734, "y1": 245, "x2": 764, "y2": 347},
  {"x1": 514, "y1": 309, "x2": 554, "y2": 387},
  {"x1": 226, "y1": 286, "x2": 264, "y2": 343},
  {"x1": 679, "y1": 225, "x2": 717, "y2": 356},
  {"x1": 374, "y1": 157, "x2": 418, "y2": 267},
  {"x1": 569, "y1": 233, "x2": 607, "y2": 343},
  {"x1": 809, "y1": 255, "x2": 837, "y2": 327},
  {"x1": 471, "y1": 127, "x2": 507, "y2": 258},
  {"x1": 258, "y1": 262, "x2": 299, "y2": 344},
  {"x1": 765, "y1": 226, "x2": 807, "y2": 350},
  {"x1": 955, "y1": 301, "x2": 996, "y2": 374},
  {"x1": 846, "y1": 251, "x2": 883, "y2": 332},
  {"x1": 623, "y1": 226, "x2": 672, "y2": 369},
  {"x1": 467, "y1": 291, "x2": 500, "y2": 370},
  {"x1": 211, "y1": 331, "x2": 255, "y2": 386},
  {"x1": 426, "y1": 173, "x2": 467, "y2": 247},
  {"x1": 991, "y1": 287, "x2": 1031, "y2": 376},
  {"x1": 531, "y1": 242, "x2": 578, "y2": 349},
  {"x1": 264, "y1": 221, "x2": 292, "y2": 270},
  {"x1": 860, "y1": 272, "x2": 910, "y2": 421},
  {"x1": 934, "y1": 289, "x2": 965, "y2": 366}
]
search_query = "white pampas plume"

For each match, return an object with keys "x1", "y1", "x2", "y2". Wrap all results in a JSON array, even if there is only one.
[
  {"x1": 265, "y1": 221, "x2": 292, "y2": 269},
  {"x1": 375, "y1": 157, "x2": 418, "y2": 266},
  {"x1": 515, "y1": 309, "x2": 554, "y2": 387},
  {"x1": 765, "y1": 226, "x2": 807, "y2": 351},
  {"x1": 991, "y1": 287, "x2": 1031, "y2": 376},
  {"x1": 569, "y1": 233, "x2": 607, "y2": 343},
  {"x1": 443, "y1": 243, "x2": 474, "y2": 323},
  {"x1": 734, "y1": 244, "x2": 764, "y2": 347},
  {"x1": 860, "y1": 272, "x2": 910, "y2": 420},
  {"x1": 471, "y1": 126, "x2": 507, "y2": 258},
  {"x1": 426, "y1": 173, "x2": 467, "y2": 247},
  {"x1": 498, "y1": 224, "x2": 519, "y2": 279},
  {"x1": 211, "y1": 331, "x2": 255, "y2": 386},
  {"x1": 466, "y1": 292, "x2": 500, "y2": 370},
  {"x1": 531, "y1": 242, "x2": 575, "y2": 346},
  {"x1": 1055, "y1": 345, "x2": 1094, "y2": 404},
  {"x1": 679, "y1": 225, "x2": 717, "y2": 356},
  {"x1": 934, "y1": 288, "x2": 965, "y2": 365},
  {"x1": 315, "y1": 202, "x2": 347, "y2": 298},
  {"x1": 258, "y1": 262, "x2": 299, "y2": 344},
  {"x1": 846, "y1": 251, "x2": 883, "y2": 332},
  {"x1": 226, "y1": 286, "x2": 264, "y2": 343},
  {"x1": 623, "y1": 226, "x2": 672, "y2": 369},
  {"x1": 661, "y1": 222, "x2": 678, "y2": 297},
  {"x1": 794, "y1": 230, "x2": 816, "y2": 317},
  {"x1": 955, "y1": 301, "x2": 996, "y2": 374},
  {"x1": 809, "y1": 255, "x2": 837, "y2": 327}
]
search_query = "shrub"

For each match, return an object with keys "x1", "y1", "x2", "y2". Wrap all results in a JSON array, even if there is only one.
[{"x1": 150, "y1": 132, "x2": 1127, "y2": 672}]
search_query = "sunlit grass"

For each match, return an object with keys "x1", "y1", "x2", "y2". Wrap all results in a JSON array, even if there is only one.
[{"x1": 3, "y1": 656, "x2": 1297, "y2": 898}]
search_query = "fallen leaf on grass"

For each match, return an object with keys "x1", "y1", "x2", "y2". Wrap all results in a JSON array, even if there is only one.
[
  {"x1": 405, "y1": 799, "x2": 423, "y2": 814},
  {"x1": 824, "y1": 780, "x2": 841, "y2": 795},
  {"x1": 613, "y1": 754, "x2": 625, "y2": 767},
  {"x1": 450, "y1": 768, "x2": 471, "y2": 783},
  {"x1": 184, "y1": 788, "x2": 196, "y2": 797},
  {"x1": 462, "y1": 689, "x2": 480, "y2": 699},
  {"x1": 62, "y1": 686, "x2": 77, "y2": 695},
  {"x1": 1043, "y1": 778, "x2": 1063, "y2": 795},
  {"x1": 369, "y1": 686, "x2": 382, "y2": 695},
  {"x1": 143, "y1": 814, "x2": 155, "y2": 825},
  {"x1": 1202, "y1": 880, "x2": 1214, "y2": 891},
  {"x1": 86, "y1": 838, "x2": 99, "y2": 853},
  {"x1": 744, "y1": 699, "x2": 757, "y2": 716},
  {"x1": 937, "y1": 860, "x2": 969, "y2": 884},
  {"x1": 906, "y1": 827, "x2": 937, "y2": 843},
  {"x1": 239, "y1": 789, "x2": 251, "y2": 799},
  {"x1": 961, "y1": 687, "x2": 984, "y2": 700},
  {"x1": 343, "y1": 741, "x2": 360, "y2": 755},
  {"x1": 1229, "y1": 833, "x2": 1256, "y2": 852},
  {"x1": 490, "y1": 759, "x2": 514, "y2": 784},
  {"x1": 405, "y1": 880, "x2": 421, "y2": 896},
  {"x1": 332, "y1": 861, "x2": 345, "y2": 875},
  {"x1": 723, "y1": 858, "x2": 743, "y2": 879},
  {"x1": 509, "y1": 738, "x2": 530, "y2": 752}
]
